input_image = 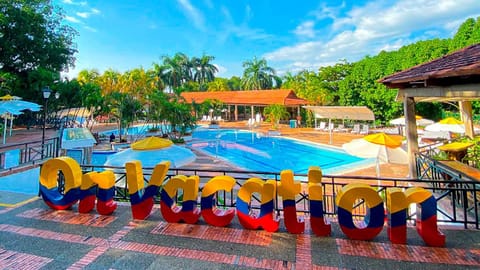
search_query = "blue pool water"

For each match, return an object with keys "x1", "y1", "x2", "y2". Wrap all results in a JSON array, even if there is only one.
[
  {"x1": 77, "y1": 126, "x2": 371, "y2": 174},
  {"x1": 187, "y1": 128, "x2": 370, "y2": 174},
  {"x1": 99, "y1": 124, "x2": 170, "y2": 136}
]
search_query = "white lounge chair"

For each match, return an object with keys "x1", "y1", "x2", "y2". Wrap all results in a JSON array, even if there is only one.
[
  {"x1": 324, "y1": 123, "x2": 334, "y2": 132},
  {"x1": 351, "y1": 124, "x2": 361, "y2": 134},
  {"x1": 315, "y1": 121, "x2": 326, "y2": 131},
  {"x1": 333, "y1": 124, "x2": 348, "y2": 133},
  {"x1": 359, "y1": 124, "x2": 369, "y2": 135}
]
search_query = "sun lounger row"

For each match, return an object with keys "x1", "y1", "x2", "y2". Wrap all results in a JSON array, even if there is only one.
[
  {"x1": 351, "y1": 124, "x2": 369, "y2": 135},
  {"x1": 201, "y1": 115, "x2": 223, "y2": 121},
  {"x1": 315, "y1": 122, "x2": 368, "y2": 134}
]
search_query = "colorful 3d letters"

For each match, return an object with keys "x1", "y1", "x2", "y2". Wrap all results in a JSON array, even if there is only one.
[
  {"x1": 80, "y1": 171, "x2": 117, "y2": 215},
  {"x1": 278, "y1": 170, "x2": 305, "y2": 234},
  {"x1": 40, "y1": 157, "x2": 82, "y2": 210},
  {"x1": 39, "y1": 158, "x2": 446, "y2": 247},
  {"x1": 200, "y1": 175, "x2": 236, "y2": 227},
  {"x1": 236, "y1": 178, "x2": 279, "y2": 232},
  {"x1": 160, "y1": 174, "x2": 201, "y2": 224},
  {"x1": 405, "y1": 187, "x2": 446, "y2": 247},
  {"x1": 127, "y1": 161, "x2": 170, "y2": 220},
  {"x1": 307, "y1": 166, "x2": 331, "y2": 236},
  {"x1": 336, "y1": 183, "x2": 384, "y2": 240}
]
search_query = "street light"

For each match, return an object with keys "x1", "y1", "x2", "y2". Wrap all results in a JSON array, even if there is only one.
[{"x1": 41, "y1": 86, "x2": 51, "y2": 159}]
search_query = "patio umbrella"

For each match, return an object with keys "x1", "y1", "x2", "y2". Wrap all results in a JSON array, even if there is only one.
[
  {"x1": 389, "y1": 115, "x2": 434, "y2": 126},
  {"x1": 0, "y1": 95, "x2": 42, "y2": 144},
  {"x1": 342, "y1": 133, "x2": 408, "y2": 177},
  {"x1": 424, "y1": 117, "x2": 469, "y2": 134}
]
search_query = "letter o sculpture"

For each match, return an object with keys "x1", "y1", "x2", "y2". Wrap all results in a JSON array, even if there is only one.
[{"x1": 336, "y1": 183, "x2": 384, "y2": 240}]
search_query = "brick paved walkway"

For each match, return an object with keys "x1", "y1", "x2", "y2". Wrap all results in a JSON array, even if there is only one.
[
  {"x1": 0, "y1": 198, "x2": 479, "y2": 269},
  {"x1": 1, "y1": 123, "x2": 479, "y2": 269}
]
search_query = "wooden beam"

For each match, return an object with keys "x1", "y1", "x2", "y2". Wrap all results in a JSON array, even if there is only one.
[{"x1": 397, "y1": 84, "x2": 480, "y2": 101}]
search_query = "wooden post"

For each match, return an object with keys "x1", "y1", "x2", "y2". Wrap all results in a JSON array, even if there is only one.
[
  {"x1": 404, "y1": 97, "x2": 418, "y2": 179},
  {"x1": 459, "y1": 101, "x2": 474, "y2": 139}
]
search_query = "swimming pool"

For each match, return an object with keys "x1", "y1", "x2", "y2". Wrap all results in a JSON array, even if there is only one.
[
  {"x1": 99, "y1": 124, "x2": 171, "y2": 136},
  {"x1": 79, "y1": 125, "x2": 372, "y2": 174},
  {"x1": 187, "y1": 128, "x2": 371, "y2": 174}
]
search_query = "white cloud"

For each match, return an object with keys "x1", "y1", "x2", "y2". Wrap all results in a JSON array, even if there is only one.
[
  {"x1": 83, "y1": 26, "x2": 97, "y2": 32},
  {"x1": 265, "y1": 0, "x2": 480, "y2": 73},
  {"x1": 294, "y1": 21, "x2": 315, "y2": 38},
  {"x1": 75, "y1": 8, "x2": 101, "y2": 19},
  {"x1": 62, "y1": 0, "x2": 87, "y2": 6},
  {"x1": 217, "y1": 5, "x2": 272, "y2": 42},
  {"x1": 76, "y1": 12, "x2": 89, "y2": 18},
  {"x1": 176, "y1": 0, "x2": 206, "y2": 31},
  {"x1": 65, "y1": 16, "x2": 82, "y2": 24}
]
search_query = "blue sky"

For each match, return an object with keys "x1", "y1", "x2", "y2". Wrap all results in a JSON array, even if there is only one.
[{"x1": 56, "y1": 0, "x2": 480, "y2": 79}]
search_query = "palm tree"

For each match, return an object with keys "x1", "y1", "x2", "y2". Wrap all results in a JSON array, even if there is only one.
[
  {"x1": 103, "y1": 92, "x2": 142, "y2": 142},
  {"x1": 192, "y1": 54, "x2": 218, "y2": 85},
  {"x1": 241, "y1": 57, "x2": 281, "y2": 90},
  {"x1": 161, "y1": 53, "x2": 192, "y2": 89},
  {"x1": 151, "y1": 63, "x2": 167, "y2": 91}
]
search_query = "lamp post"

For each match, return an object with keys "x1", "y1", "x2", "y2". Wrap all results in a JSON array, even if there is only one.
[{"x1": 41, "y1": 86, "x2": 52, "y2": 159}]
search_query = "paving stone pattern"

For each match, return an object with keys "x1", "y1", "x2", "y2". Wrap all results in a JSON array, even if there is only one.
[{"x1": 0, "y1": 198, "x2": 479, "y2": 269}]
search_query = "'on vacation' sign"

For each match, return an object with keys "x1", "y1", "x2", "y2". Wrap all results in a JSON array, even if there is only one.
[{"x1": 39, "y1": 157, "x2": 445, "y2": 247}]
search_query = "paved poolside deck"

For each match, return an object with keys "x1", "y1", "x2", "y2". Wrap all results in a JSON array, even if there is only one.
[
  {"x1": 0, "y1": 196, "x2": 479, "y2": 269},
  {"x1": 1, "y1": 122, "x2": 480, "y2": 269}
]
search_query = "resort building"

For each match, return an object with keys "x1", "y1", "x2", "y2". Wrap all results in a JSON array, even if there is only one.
[{"x1": 181, "y1": 89, "x2": 308, "y2": 121}]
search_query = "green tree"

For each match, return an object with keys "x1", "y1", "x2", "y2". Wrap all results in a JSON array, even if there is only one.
[
  {"x1": 161, "y1": 53, "x2": 192, "y2": 89},
  {"x1": 104, "y1": 92, "x2": 142, "y2": 142},
  {"x1": 227, "y1": 76, "x2": 242, "y2": 90},
  {"x1": 263, "y1": 104, "x2": 289, "y2": 129},
  {"x1": 207, "y1": 78, "x2": 229, "y2": 91},
  {"x1": 0, "y1": 0, "x2": 77, "y2": 74},
  {"x1": 241, "y1": 57, "x2": 280, "y2": 90},
  {"x1": 192, "y1": 54, "x2": 218, "y2": 86}
]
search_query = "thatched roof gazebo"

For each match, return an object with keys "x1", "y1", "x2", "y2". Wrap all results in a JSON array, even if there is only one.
[{"x1": 379, "y1": 43, "x2": 480, "y2": 178}]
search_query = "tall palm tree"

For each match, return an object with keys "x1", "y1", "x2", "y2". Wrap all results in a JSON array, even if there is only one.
[
  {"x1": 192, "y1": 54, "x2": 218, "y2": 85},
  {"x1": 161, "y1": 53, "x2": 192, "y2": 89},
  {"x1": 241, "y1": 57, "x2": 281, "y2": 90},
  {"x1": 151, "y1": 63, "x2": 167, "y2": 91}
]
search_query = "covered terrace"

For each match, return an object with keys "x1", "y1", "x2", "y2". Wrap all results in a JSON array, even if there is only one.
[
  {"x1": 181, "y1": 89, "x2": 308, "y2": 121},
  {"x1": 379, "y1": 43, "x2": 480, "y2": 178},
  {"x1": 303, "y1": 105, "x2": 375, "y2": 144}
]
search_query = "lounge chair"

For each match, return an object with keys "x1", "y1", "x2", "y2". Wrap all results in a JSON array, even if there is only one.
[
  {"x1": 333, "y1": 124, "x2": 348, "y2": 133},
  {"x1": 324, "y1": 123, "x2": 334, "y2": 132},
  {"x1": 359, "y1": 124, "x2": 369, "y2": 135},
  {"x1": 315, "y1": 121, "x2": 326, "y2": 131},
  {"x1": 351, "y1": 124, "x2": 361, "y2": 134}
]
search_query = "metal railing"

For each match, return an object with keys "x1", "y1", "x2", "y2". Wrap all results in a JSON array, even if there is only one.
[
  {"x1": 416, "y1": 153, "x2": 480, "y2": 228},
  {"x1": 0, "y1": 137, "x2": 60, "y2": 171},
  {"x1": 79, "y1": 164, "x2": 480, "y2": 229}
]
